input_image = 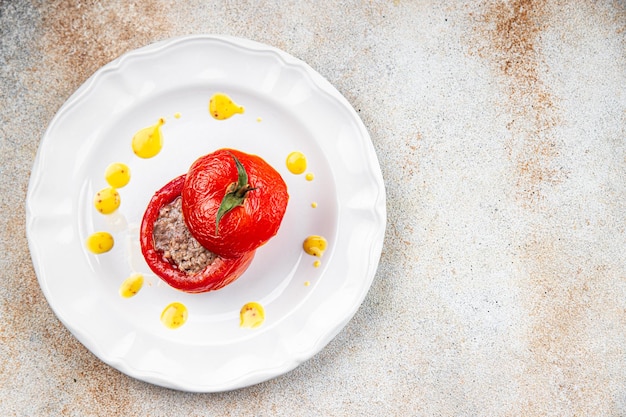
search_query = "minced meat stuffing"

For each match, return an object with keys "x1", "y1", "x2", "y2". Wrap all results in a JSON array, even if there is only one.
[{"x1": 153, "y1": 197, "x2": 216, "y2": 274}]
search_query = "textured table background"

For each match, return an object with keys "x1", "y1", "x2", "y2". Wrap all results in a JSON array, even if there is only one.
[{"x1": 2, "y1": 1, "x2": 625, "y2": 415}]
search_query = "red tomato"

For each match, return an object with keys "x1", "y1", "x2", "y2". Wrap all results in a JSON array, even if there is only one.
[
  {"x1": 182, "y1": 149, "x2": 289, "y2": 258},
  {"x1": 140, "y1": 174, "x2": 255, "y2": 293}
]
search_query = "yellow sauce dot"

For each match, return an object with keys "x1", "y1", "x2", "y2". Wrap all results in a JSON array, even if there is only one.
[
  {"x1": 304, "y1": 281, "x2": 311, "y2": 287},
  {"x1": 209, "y1": 93, "x2": 244, "y2": 120},
  {"x1": 256, "y1": 117, "x2": 262, "y2": 122},
  {"x1": 174, "y1": 112, "x2": 181, "y2": 119},
  {"x1": 132, "y1": 118, "x2": 165, "y2": 159},
  {"x1": 313, "y1": 260, "x2": 321, "y2": 268},
  {"x1": 104, "y1": 162, "x2": 131, "y2": 188},
  {"x1": 239, "y1": 302, "x2": 265, "y2": 329},
  {"x1": 94, "y1": 187, "x2": 120, "y2": 214},
  {"x1": 119, "y1": 273, "x2": 144, "y2": 298},
  {"x1": 303, "y1": 235, "x2": 327, "y2": 258},
  {"x1": 311, "y1": 202, "x2": 318, "y2": 208},
  {"x1": 286, "y1": 151, "x2": 307, "y2": 175},
  {"x1": 305, "y1": 172, "x2": 315, "y2": 181},
  {"x1": 86, "y1": 232, "x2": 114, "y2": 254},
  {"x1": 161, "y1": 302, "x2": 188, "y2": 329}
]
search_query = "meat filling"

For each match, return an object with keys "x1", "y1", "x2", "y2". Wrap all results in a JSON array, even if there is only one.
[{"x1": 152, "y1": 197, "x2": 216, "y2": 274}]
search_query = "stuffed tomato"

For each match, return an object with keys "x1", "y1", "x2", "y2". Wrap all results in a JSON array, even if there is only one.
[{"x1": 140, "y1": 174, "x2": 255, "y2": 293}]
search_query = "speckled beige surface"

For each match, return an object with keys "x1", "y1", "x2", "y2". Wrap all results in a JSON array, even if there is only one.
[{"x1": 2, "y1": 0, "x2": 626, "y2": 415}]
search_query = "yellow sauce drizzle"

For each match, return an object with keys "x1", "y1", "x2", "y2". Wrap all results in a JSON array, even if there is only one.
[
  {"x1": 303, "y1": 235, "x2": 327, "y2": 258},
  {"x1": 311, "y1": 202, "x2": 318, "y2": 208},
  {"x1": 105, "y1": 162, "x2": 131, "y2": 188},
  {"x1": 119, "y1": 273, "x2": 144, "y2": 298},
  {"x1": 174, "y1": 112, "x2": 181, "y2": 119},
  {"x1": 161, "y1": 302, "x2": 188, "y2": 329},
  {"x1": 86, "y1": 232, "x2": 114, "y2": 254},
  {"x1": 239, "y1": 302, "x2": 265, "y2": 328},
  {"x1": 286, "y1": 151, "x2": 307, "y2": 175},
  {"x1": 94, "y1": 187, "x2": 120, "y2": 214},
  {"x1": 304, "y1": 281, "x2": 311, "y2": 287},
  {"x1": 132, "y1": 118, "x2": 165, "y2": 159},
  {"x1": 256, "y1": 117, "x2": 262, "y2": 122},
  {"x1": 305, "y1": 172, "x2": 315, "y2": 181},
  {"x1": 209, "y1": 93, "x2": 244, "y2": 120},
  {"x1": 313, "y1": 260, "x2": 321, "y2": 268}
]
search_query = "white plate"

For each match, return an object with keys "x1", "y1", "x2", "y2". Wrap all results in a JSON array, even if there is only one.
[{"x1": 26, "y1": 35, "x2": 386, "y2": 392}]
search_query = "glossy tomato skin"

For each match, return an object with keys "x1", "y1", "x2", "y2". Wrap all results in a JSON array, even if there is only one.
[
  {"x1": 182, "y1": 149, "x2": 289, "y2": 258},
  {"x1": 140, "y1": 174, "x2": 256, "y2": 293}
]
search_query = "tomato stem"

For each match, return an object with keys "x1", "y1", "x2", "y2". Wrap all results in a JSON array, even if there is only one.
[{"x1": 215, "y1": 153, "x2": 255, "y2": 235}]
